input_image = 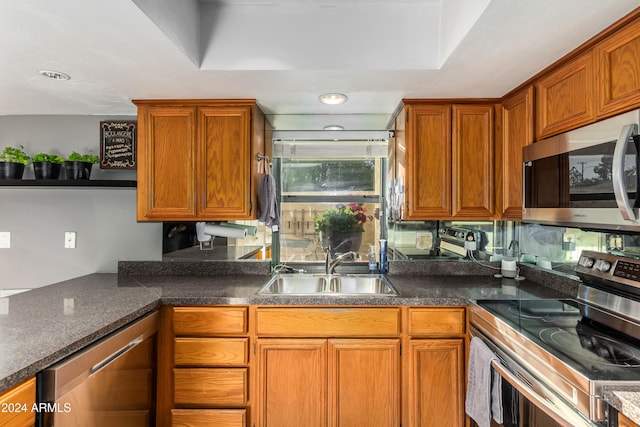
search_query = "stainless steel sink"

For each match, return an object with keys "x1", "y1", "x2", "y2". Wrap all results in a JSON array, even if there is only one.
[{"x1": 257, "y1": 274, "x2": 397, "y2": 296}]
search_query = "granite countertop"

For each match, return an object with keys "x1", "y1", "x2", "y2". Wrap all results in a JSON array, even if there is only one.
[
  {"x1": 604, "y1": 386, "x2": 640, "y2": 425},
  {"x1": 4, "y1": 265, "x2": 636, "y2": 422},
  {"x1": 0, "y1": 267, "x2": 569, "y2": 393}
]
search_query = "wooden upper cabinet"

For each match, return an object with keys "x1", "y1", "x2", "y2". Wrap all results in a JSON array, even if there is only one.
[
  {"x1": 595, "y1": 16, "x2": 640, "y2": 118},
  {"x1": 401, "y1": 103, "x2": 452, "y2": 219},
  {"x1": 394, "y1": 101, "x2": 496, "y2": 220},
  {"x1": 198, "y1": 106, "x2": 252, "y2": 219},
  {"x1": 134, "y1": 100, "x2": 265, "y2": 221},
  {"x1": 136, "y1": 106, "x2": 197, "y2": 220},
  {"x1": 499, "y1": 86, "x2": 534, "y2": 220},
  {"x1": 535, "y1": 53, "x2": 595, "y2": 139},
  {"x1": 452, "y1": 104, "x2": 495, "y2": 218}
]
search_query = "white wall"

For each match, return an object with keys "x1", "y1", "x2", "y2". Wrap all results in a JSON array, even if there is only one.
[{"x1": 0, "y1": 116, "x2": 161, "y2": 289}]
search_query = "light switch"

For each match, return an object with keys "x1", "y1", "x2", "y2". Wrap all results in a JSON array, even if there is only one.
[
  {"x1": 64, "y1": 232, "x2": 76, "y2": 249},
  {"x1": 0, "y1": 232, "x2": 9, "y2": 249}
]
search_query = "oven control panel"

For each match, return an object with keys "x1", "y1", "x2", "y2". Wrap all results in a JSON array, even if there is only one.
[{"x1": 577, "y1": 250, "x2": 640, "y2": 286}]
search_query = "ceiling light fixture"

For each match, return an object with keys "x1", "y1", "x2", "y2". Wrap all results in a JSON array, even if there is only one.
[
  {"x1": 319, "y1": 93, "x2": 348, "y2": 105},
  {"x1": 323, "y1": 125, "x2": 344, "y2": 131},
  {"x1": 38, "y1": 70, "x2": 71, "y2": 81}
]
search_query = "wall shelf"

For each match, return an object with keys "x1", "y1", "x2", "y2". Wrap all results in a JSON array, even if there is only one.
[{"x1": 0, "y1": 179, "x2": 137, "y2": 188}]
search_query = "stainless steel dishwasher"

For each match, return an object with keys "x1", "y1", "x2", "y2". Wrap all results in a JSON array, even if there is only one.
[{"x1": 39, "y1": 311, "x2": 158, "y2": 427}]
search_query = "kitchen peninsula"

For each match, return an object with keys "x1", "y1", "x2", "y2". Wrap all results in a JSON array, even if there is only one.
[{"x1": 0, "y1": 261, "x2": 575, "y2": 427}]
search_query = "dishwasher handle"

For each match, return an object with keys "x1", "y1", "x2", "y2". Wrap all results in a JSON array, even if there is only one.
[
  {"x1": 89, "y1": 337, "x2": 142, "y2": 375},
  {"x1": 41, "y1": 311, "x2": 158, "y2": 402}
]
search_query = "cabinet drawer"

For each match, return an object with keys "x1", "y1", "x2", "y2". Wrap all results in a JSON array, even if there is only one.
[
  {"x1": 173, "y1": 307, "x2": 247, "y2": 336},
  {"x1": 174, "y1": 368, "x2": 247, "y2": 406},
  {"x1": 255, "y1": 307, "x2": 401, "y2": 337},
  {"x1": 174, "y1": 338, "x2": 248, "y2": 366},
  {"x1": 408, "y1": 307, "x2": 466, "y2": 337},
  {"x1": 172, "y1": 409, "x2": 246, "y2": 427}
]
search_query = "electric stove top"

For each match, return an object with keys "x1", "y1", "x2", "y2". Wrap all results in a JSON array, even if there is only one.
[
  {"x1": 470, "y1": 250, "x2": 640, "y2": 424},
  {"x1": 476, "y1": 299, "x2": 640, "y2": 382}
]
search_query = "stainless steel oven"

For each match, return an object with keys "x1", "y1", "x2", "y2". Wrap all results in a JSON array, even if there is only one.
[
  {"x1": 523, "y1": 109, "x2": 640, "y2": 231},
  {"x1": 469, "y1": 250, "x2": 640, "y2": 427}
]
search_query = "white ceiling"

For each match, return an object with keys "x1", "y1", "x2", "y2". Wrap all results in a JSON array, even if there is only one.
[{"x1": 1, "y1": 0, "x2": 639, "y2": 130}]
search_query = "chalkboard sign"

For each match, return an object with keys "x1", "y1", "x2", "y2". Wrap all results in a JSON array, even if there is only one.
[{"x1": 100, "y1": 121, "x2": 136, "y2": 169}]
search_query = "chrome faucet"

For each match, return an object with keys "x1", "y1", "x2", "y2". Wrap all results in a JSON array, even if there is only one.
[{"x1": 325, "y1": 250, "x2": 358, "y2": 275}]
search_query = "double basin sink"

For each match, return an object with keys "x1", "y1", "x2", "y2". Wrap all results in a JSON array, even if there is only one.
[{"x1": 257, "y1": 273, "x2": 397, "y2": 296}]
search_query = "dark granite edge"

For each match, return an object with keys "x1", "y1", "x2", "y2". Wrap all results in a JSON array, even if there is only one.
[
  {"x1": 516, "y1": 264, "x2": 580, "y2": 297},
  {"x1": 118, "y1": 260, "x2": 271, "y2": 276},
  {"x1": 603, "y1": 386, "x2": 640, "y2": 425},
  {"x1": 388, "y1": 260, "x2": 580, "y2": 297},
  {"x1": 159, "y1": 296, "x2": 470, "y2": 306},
  {"x1": 0, "y1": 301, "x2": 159, "y2": 393}
]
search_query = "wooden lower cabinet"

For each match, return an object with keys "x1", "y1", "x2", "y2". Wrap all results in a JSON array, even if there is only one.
[
  {"x1": 407, "y1": 339, "x2": 465, "y2": 427},
  {"x1": 174, "y1": 368, "x2": 248, "y2": 406},
  {"x1": 0, "y1": 377, "x2": 36, "y2": 427},
  {"x1": 254, "y1": 338, "x2": 400, "y2": 427},
  {"x1": 328, "y1": 339, "x2": 400, "y2": 427},
  {"x1": 619, "y1": 412, "x2": 640, "y2": 427},
  {"x1": 160, "y1": 305, "x2": 466, "y2": 427},
  {"x1": 158, "y1": 306, "x2": 250, "y2": 427},
  {"x1": 255, "y1": 339, "x2": 327, "y2": 427},
  {"x1": 405, "y1": 307, "x2": 467, "y2": 427},
  {"x1": 172, "y1": 409, "x2": 246, "y2": 427}
]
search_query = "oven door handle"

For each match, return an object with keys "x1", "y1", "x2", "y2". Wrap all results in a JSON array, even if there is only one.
[
  {"x1": 612, "y1": 123, "x2": 639, "y2": 221},
  {"x1": 490, "y1": 360, "x2": 595, "y2": 427}
]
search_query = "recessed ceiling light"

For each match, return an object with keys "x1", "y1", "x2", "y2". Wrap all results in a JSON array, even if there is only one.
[
  {"x1": 38, "y1": 70, "x2": 71, "y2": 81},
  {"x1": 323, "y1": 125, "x2": 344, "y2": 131},
  {"x1": 319, "y1": 93, "x2": 348, "y2": 105}
]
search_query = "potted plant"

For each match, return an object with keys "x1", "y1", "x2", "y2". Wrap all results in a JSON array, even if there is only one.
[
  {"x1": 314, "y1": 203, "x2": 373, "y2": 255},
  {"x1": 32, "y1": 153, "x2": 64, "y2": 179},
  {"x1": 0, "y1": 145, "x2": 30, "y2": 179},
  {"x1": 64, "y1": 151, "x2": 99, "y2": 180}
]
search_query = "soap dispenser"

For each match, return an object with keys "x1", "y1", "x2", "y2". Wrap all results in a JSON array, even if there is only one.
[{"x1": 368, "y1": 245, "x2": 378, "y2": 273}]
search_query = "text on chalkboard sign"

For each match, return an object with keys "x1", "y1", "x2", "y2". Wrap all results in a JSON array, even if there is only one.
[{"x1": 100, "y1": 121, "x2": 136, "y2": 169}]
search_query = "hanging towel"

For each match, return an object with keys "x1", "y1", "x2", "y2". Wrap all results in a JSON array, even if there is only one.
[
  {"x1": 258, "y1": 173, "x2": 279, "y2": 227},
  {"x1": 465, "y1": 337, "x2": 503, "y2": 427}
]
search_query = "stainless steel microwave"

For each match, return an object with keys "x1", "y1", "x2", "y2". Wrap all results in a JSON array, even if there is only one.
[{"x1": 523, "y1": 109, "x2": 640, "y2": 231}]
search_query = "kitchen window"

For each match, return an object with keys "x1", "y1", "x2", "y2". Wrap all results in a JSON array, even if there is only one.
[{"x1": 271, "y1": 133, "x2": 388, "y2": 264}]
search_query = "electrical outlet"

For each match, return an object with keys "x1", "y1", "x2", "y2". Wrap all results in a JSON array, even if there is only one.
[
  {"x1": 64, "y1": 232, "x2": 76, "y2": 249},
  {"x1": 0, "y1": 232, "x2": 10, "y2": 249}
]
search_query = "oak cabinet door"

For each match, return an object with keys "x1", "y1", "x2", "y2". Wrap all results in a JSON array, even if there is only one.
[
  {"x1": 135, "y1": 100, "x2": 263, "y2": 221},
  {"x1": 452, "y1": 104, "x2": 495, "y2": 218},
  {"x1": 595, "y1": 16, "x2": 640, "y2": 118},
  {"x1": 136, "y1": 106, "x2": 197, "y2": 220},
  {"x1": 0, "y1": 377, "x2": 36, "y2": 427},
  {"x1": 197, "y1": 107, "x2": 252, "y2": 219},
  {"x1": 255, "y1": 339, "x2": 328, "y2": 427},
  {"x1": 402, "y1": 103, "x2": 452, "y2": 219},
  {"x1": 407, "y1": 339, "x2": 465, "y2": 427},
  {"x1": 619, "y1": 411, "x2": 640, "y2": 427},
  {"x1": 535, "y1": 53, "x2": 595, "y2": 139},
  {"x1": 328, "y1": 339, "x2": 400, "y2": 427},
  {"x1": 499, "y1": 86, "x2": 534, "y2": 220}
]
